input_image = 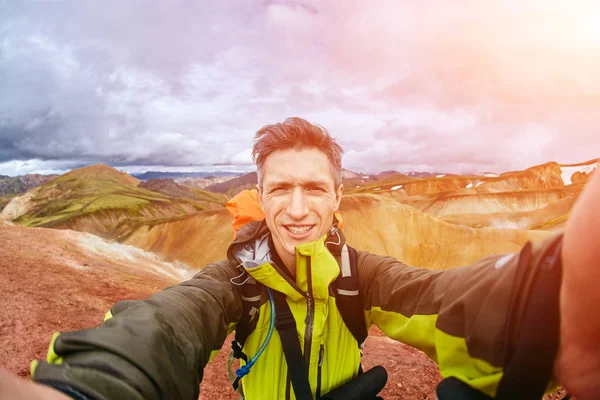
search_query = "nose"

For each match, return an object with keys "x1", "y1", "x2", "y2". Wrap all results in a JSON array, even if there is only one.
[{"x1": 286, "y1": 187, "x2": 310, "y2": 220}]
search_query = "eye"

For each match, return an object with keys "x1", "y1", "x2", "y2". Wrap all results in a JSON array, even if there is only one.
[
  {"x1": 308, "y1": 186, "x2": 326, "y2": 192},
  {"x1": 269, "y1": 187, "x2": 286, "y2": 194}
]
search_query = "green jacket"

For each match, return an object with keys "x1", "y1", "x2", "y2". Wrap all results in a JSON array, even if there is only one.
[{"x1": 31, "y1": 221, "x2": 563, "y2": 399}]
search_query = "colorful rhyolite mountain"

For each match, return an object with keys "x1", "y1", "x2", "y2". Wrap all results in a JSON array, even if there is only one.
[{"x1": 2, "y1": 159, "x2": 597, "y2": 268}]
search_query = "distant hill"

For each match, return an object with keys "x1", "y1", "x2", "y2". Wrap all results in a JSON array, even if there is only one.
[
  {"x1": 139, "y1": 179, "x2": 202, "y2": 200},
  {"x1": 204, "y1": 172, "x2": 258, "y2": 196},
  {"x1": 0, "y1": 173, "x2": 59, "y2": 195},
  {"x1": 132, "y1": 171, "x2": 240, "y2": 181},
  {"x1": 65, "y1": 164, "x2": 140, "y2": 186},
  {"x1": 378, "y1": 170, "x2": 400, "y2": 178},
  {"x1": 176, "y1": 175, "x2": 235, "y2": 189},
  {"x1": 405, "y1": 171, "x2": 447, "y2": 178},
  {"x1": 139, "y1": 178, "x2": 226, "y2": 205}
]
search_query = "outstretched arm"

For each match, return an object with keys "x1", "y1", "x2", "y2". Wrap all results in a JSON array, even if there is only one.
[
  {"x1": 357, "y1": 229, "x2": 563, "y2": 398},
  {"x1": 556, "y1": 169, "x2": 600, "y2": 400},
  {"x1": 30, "y1": 260, "x2": 242, "y2": 400}
]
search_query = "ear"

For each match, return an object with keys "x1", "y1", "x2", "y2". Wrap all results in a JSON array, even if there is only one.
[{"x1": 334, "y1": 183, "x2": 344, "y2": 210}]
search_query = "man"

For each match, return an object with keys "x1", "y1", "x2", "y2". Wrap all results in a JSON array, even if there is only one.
[{"x1": 1, "y1": 117, "x2": 599, "y2": 399}]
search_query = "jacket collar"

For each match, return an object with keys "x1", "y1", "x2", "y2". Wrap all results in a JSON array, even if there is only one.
[{"x1": 227, "y1": 219, "x2": 347, "y2": 302}]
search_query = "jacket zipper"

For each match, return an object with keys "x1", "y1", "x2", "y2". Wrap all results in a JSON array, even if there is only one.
[
  {"x1": 269, "y1": 258, "x2": 306, "y2": 298},
  {"x1": 316, "y1": 344, "x2": 325, "y2": 398},
  {"x1": 304, "y1": 257, "x2": 315, "y2": 385}
]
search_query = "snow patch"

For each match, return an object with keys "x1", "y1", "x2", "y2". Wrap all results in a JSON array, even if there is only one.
[
  {"x1": 475, "y1": 182, "x2": 484, "y2": 187},
  {"x1": 436, "y1": 174, "x2": 445, "y2": 178},
  {"x1": 483, "y1": 173, "x2": 498, "y2": 177},
  {"x1": 362, "y1": 176, "x2": 370, "y2": 179},
  {"x1": 74, "y1": 233, "x2": 194, "y2": 281},
  {"x1": 374, "y1": 188, "x2": 381, "y2": 191},
  {"x1": 390, "y1": 185, "x2": 403, "y2": 191},
  {"x1": 466, "y1": 183, "x2": 473, "y2": 188},
  {"x1": 491, "y1": 218, "x2": 531, "y2": 230},
  {"x1": 560, "y1": 162, "x2": 598, "y2": 185}
]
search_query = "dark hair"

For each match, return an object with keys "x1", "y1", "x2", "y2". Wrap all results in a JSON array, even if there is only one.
[{"x1": 252, "y1": 117, "x2": 344, "y2": 188}]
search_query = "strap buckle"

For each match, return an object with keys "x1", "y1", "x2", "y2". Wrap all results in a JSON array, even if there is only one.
[{"x1": 231, "y1": 341, "x2": 248, "y2": 362}]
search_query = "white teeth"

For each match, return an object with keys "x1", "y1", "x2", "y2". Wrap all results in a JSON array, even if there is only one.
[{"x1": 287, "y1": 226, "x2": 311, "y2": 234}]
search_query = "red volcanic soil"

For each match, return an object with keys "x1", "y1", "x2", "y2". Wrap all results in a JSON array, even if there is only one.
[
  {"x1": 0, "y1": 223, "x2": 176, "y2": 378},
  {"x1": 0, "y1": 222, "x2": 569, "y2": 399}
]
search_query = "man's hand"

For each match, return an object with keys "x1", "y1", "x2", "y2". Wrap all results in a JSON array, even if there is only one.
[
  {"x1": 0, "y1": 369, "x2": 71, "y2": 400},
  {"x1": 556, "y1": 168, "x2": 600, "y2": 399}
]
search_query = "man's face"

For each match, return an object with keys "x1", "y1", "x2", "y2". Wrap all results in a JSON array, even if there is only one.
[{"x1": 258, "y1": 148, "x2": 343, "y2": 266}]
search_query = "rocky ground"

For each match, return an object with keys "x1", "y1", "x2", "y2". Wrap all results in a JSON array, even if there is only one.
[{"x1": 0, "y1": 222, "x2": 570, "y2": 399}]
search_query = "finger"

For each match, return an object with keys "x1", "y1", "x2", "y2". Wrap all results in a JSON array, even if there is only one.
[{"x1": 0, "y1": 369, "x2": 71, "y2": 400}]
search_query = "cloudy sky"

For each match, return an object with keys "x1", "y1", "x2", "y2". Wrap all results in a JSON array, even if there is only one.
[{"x1": 1, "y1": 1, "x2": 599, "y2": 177}]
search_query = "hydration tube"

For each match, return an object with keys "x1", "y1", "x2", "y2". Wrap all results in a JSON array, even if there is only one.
[{"x1": 235, "y1": 288, "x2": 276, "y2": 379}]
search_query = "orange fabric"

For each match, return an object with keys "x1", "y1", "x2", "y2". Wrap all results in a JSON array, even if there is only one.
[
  {"x1": 226, "y1": 189, "x2": 265, "y2": 235},
  {"x1": 226, "y1": 189, "x2": 344, "y2": 237}
]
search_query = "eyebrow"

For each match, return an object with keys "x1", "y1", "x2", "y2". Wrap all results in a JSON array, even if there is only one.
[{"x1": 266, "y1": 180, "x2": 330, "y2": 189}]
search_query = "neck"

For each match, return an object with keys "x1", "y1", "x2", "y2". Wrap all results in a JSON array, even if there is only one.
[
  {"x1": 280, "y1": 252, "x2": 296, "y2": 278},
  {"x1": 269, "y1": 236, "x2": 297, "y2": 278}
]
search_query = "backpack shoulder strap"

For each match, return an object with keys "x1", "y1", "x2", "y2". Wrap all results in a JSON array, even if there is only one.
[
  {"x1": 334, "y1": 244, "x2": 368, "y2": 348},
  {"x1": 233, "y1": 276, "x2": 262, "y2": 354},
  {"x1": 272, "y1": 290, "x2": 313, "y2": 400}
]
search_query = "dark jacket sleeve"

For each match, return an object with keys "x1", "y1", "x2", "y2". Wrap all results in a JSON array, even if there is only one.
[
  {"x1": 357, "y1": 233, "x2": 563, "y2": 397},
  {"x1": 31, "y1": 260, "x2": 243, "y2": 400}
]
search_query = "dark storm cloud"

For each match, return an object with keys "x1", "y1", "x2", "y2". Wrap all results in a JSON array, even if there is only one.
[{"x1": 0, "y1": 1, "x2": 599, "y2": 176}]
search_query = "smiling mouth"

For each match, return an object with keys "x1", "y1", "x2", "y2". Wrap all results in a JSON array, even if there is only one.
[{"x1": 284, "y1": 225, "x2": 314, "y2": 235}]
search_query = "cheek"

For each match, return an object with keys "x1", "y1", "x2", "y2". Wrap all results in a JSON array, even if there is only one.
[
  {"x1": 263, "y1": 199, "x2": 285, "y2": 221},
  {"x1": 313, "y1": 198, "x2": 336, "y2": 216}
]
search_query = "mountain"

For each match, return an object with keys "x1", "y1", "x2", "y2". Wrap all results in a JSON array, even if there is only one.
[
  {"x1": 0, "y1": 173, "x2": 59, "y2": 195},
  {"x1": 439, "y1": 193, "x2": 577, "y2": 230},
  {"x1": 176, "y1": 175, "x2": 235, "y2": 189},
  {"x1": 2, "y1": 159, "x2": 597, "y2": 269},
  {"x1": 139, "y1": 178, "x2": 226, "y2": 206},
  {"x1": 132, "y1": 171, "x2": 240, "y2": 181},
  {"x1": 347, "y1": 159, "x2": 598, "y2": 233},
  {"x1": 139, "y1": 178, "x2": 198, "y2": 199},
  {"x1": 65, "y1": 163, "x2": 141, "y2": 186},
  {"x1": 119, "y1": 192, "x2": 550, "y2": 270},
  {"x1": 204, "y1": 172, "x2": 258, "y2": 196},
  {"x1": 405, "y1": 171, "x2": 446, "y2": 178},
  {"x1": 0, "y1": 164, "x2": 219, "y2": 238}
]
